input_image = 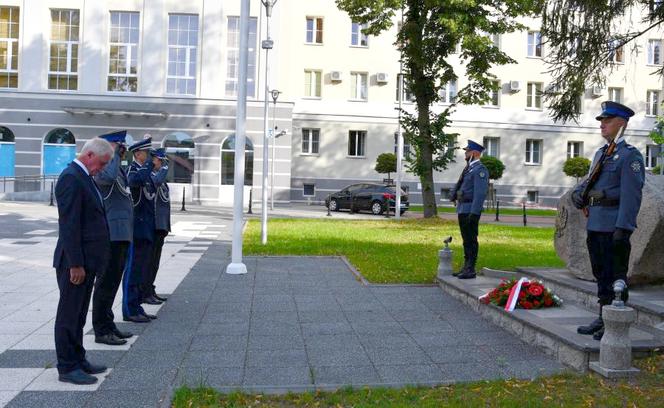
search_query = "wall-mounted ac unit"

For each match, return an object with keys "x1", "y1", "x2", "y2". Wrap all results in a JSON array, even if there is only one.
[
  {"x1": 330, "y1": 71, "x2": 343, "y2": 82},
  {"x1": 509, "y1": 80, "x2": 521, "y2": 92},
  {"x1": 592, "y1": 85, "x2": 604, "y2": 97},
  {"x1": 376, "y1": 72, "x2": 389, "y2": 84}
]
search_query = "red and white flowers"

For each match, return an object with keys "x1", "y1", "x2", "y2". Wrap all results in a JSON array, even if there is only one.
[{"x1": 479, "y1": 277, "x2": 562, "y2": 311}]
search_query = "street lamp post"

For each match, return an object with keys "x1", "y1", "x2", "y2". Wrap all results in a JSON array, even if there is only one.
[
  {"x1": 260, "y1": 0, "x2": 277, "y2": 245},
  {"x1": 270, "y1": 89, "x2": 281, "y2": 210},
  {"x1": 395, "y1": 7, "x2": 405, "y2": 220}
]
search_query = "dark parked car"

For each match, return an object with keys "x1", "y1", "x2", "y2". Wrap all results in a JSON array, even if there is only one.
[{"x1": 325, "y1": 183, "x2": 409, "y2": 215}]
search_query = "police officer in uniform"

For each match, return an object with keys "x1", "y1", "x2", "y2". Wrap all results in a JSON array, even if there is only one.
[
  {"x1": 449, "y1": 140, "x2": 489, "y2": 280},
  {"x1": 141, "y1": 148, "x2": 170, "y2": 305},
  {"x1": 124, "y1": 137, "x2": 157, "y2": 323},
  {"x1": 573, "y1": 101, "x2": 645, "y2": 341},
  {"x1": 92, "y1": 131, "x2": 134, "y2": 345}
]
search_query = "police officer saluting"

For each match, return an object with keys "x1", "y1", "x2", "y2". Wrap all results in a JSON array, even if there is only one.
[
  {"x1": 141, "y1": 148, "x2": 170, "y2": 305},
  {"x1": 572, "y1": 101, "x2": 645, "y2": 341},
  {"x1": 124, "y1": 137, "x2": 157, "y2": 323},
  {"x1": 92, "y1": 131, "x2": 134, "y2": 345},
  {"x1": 450, "y1": 140, "x2": 489, "y2": 279}
]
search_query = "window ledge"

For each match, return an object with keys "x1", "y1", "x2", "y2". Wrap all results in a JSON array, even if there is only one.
[
  {"x1": 646, "y1": 63, "x2": 663, "y2": 67},
  {"x1": 524, "y1": 162, "x2": 541, "y2": 166},
  {"x1": 646, "y1": 114, "x2": 658, "y2": 118},
  {"x1": 525, "y1": 107, "x2": 544, "y2": 112},
  {"x1": 346, "y1": 155, "x2": 366, "y2": 159},
  {"x1": 300, "y1": 153, "x2": 320, "y2": 157},
  {"x1": 349, "y1": 45, "x2": 369, "y2": 49},
  {"x1": 348, "y1": 99, "x2": 368, "y2": 102},
  {"x1": 304, "y1": 42, "x2": 324, "y2": 46},
  {"x1": 481, "y1": 105, "x2": 500, "y2": 109},
  {"x1": 526, "y1": 55, "x2": 543, "y2": 59},
  {"x1": 302, "y1": 96, "x2": 322, "y2": 100}
]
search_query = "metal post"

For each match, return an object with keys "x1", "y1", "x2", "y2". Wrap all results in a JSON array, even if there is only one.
[
  {"x1": 226, "y1": 0, "x2": 251, "y2": 275},
  {"x1": 523, "y1": 202, "x2": 527, "y2": 226},
  {"x1": 395, "y1": 7, "x2": 404, "y2": 220},
  {"x1": 326, "y1": 203, "x2": 331, "y2": 216},
  {"x1": 495, "y1": 200, "x2": 499, "y2": 222},
  {"x1": 49, "y1": 182, "x2": 54, "y2": 206},
  {"x1": 260, "y1": 1, "x2": 275, "y2": 245},
  {"x1": 180, "y1": 186, "x2": 186, "y2": 211},
  {"x1": 248, "y1": 188, "x2": 253, "y2": 214},
  {"x1": 270, "y1": 90, "x2": 280, "y2": 210}
]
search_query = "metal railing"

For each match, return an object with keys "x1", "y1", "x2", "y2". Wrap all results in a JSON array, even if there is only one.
[{"x1": 0, "y1": 174, "x2": 59, "y2": 194}]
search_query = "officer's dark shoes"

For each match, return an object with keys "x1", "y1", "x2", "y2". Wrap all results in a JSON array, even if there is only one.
[
  {"x1": 95, "y1": 333, "x2": 127, "y2": 346},
  {"x1": 141, "y1": 312, "x2": 157, "y2": 320},
  {"x1": 153, "y1": 294, "x2": 168, "y2": 302},
  {"x1": 452, "y1": 267, "x2": 466, "y2": 277},
  {"x1": 457, "y1": 270, "x2": 477, "y2": 279},
  {"x1": 593, "y1": 328, "x2": 605, "y2": 341},
  {"x1": 58, "y1": 369, "x2": 97, "y2": 385},
  {"x1": 577, "y1": 318, "x2": 603, "y2": 335},
  {"x1": 124, "y1": 314, "x2": 150, "y2": 323},
  {"x1": 81, "y1": 361, "x2": 107, "y2": 375},
  {"x1": 112, "y1": 328, "x2": 133, "y2": 339},
  {"x1": 142, "y1": 295, "x2": 162, "y2": 305}
]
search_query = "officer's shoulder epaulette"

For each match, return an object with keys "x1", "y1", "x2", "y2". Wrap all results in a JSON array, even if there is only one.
[{"x1": 625, "y1": 144, "x2": 635, "y2": 150}]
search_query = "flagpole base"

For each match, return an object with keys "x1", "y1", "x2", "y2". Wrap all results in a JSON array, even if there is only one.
[{"x1": 226, "y1": 262, "x2": 247, "y2": 275}]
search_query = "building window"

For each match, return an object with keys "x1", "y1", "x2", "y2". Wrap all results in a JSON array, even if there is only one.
[
  {"x1": 301, "y1": 128, "x2": 320, "y2": 154},
  {"x1": 348, "y1": 130, "x2": 366, "y2": 157},
  {"x1": 43, "y1": 128, "x2": 76, "y2": 176},
  {"x1": 162, "y1": 132, "x2": 195, "y2": 183},
  {"x1": 221, "y1": 135, "x2": 253, "y2": 186},
  {"x1": 397, "y1": 76, "x2": 415, "y2": 102},
  {"x1": 567, "y1": 141, "x2": 583, "y2": 159},
  {"x1": 351, "y1": 22, "x2": 368, "y2": 47},
  {"x1": 527, "y1": 190, "x2": 539, "y2": 204},
  {"x1": 646, "y1": 145, "x2": 661, "y2": 168},
  {"x1": 0, "y1": 6, "x2": 19, "y2": 88},
  {"x1": 0, "y1": 126, "x2": 15, "y2": 176},
  {"x1": 167, "y1": 14, "x2": 198, "y2": 95},
  {"x1": 482, "y1": 137, "x2": 500, "y2": 158},
  {"x1": 485, "y1": 80, "x2": 500, "y2": 107},
  {"x1": 225, "y1": 16, "x2": 257, "y2": 97},
  {"x1": 108, "y1": 12, "x2": 139, "y2": 92},
  {"x1": 306, "y1": 17, "x2": 323, "y2": 44},
  {"x1": 440, "y1": 80, "x2": 457, "y2": 104},
  {"x1": 647, "y1": 90, "x2": 660, "y2": 116},
  {"x1": 440, "y1": 188, "x2": 451, "y2": 200},
  {"x1": 527, "y1": 31, "x2": 542, "y2": 57},
  {"x1": 610, "y1": 42, "x2": 624, "y2": 63},
  {"x1": 303, "y1": 184, "x2": 315, "y2": 197},
  {"x1": 526, "y1": 82, "x2": 543, "y2": 109},
  {"x1": 525, "y1": 139, "x2": 542, "y2": 164},
  {"x1": 648, "y1": 39, "x2": 662, "y2": 65},
  {"x1": 48, "y1": 9, "x2": 79, "y2": 91},
  {"x1": 350, "y1": 72, "x2": 368, "y2": 100},
  {"x1": 304, "y1": 69, "x2": 322, "y2": 97},
  {"x1": 608, "y1": 87, "x2": 623, "y2": 103},
  {"x1": 394, "y1": 132, "x2": 411, "y2": 159},
  {"x1": 489, "y1": 33, "x2": 500, "y2": 48}
]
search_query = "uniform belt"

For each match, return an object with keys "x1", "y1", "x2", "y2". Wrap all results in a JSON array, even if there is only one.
[{"x1": 589, "y1": 197, "x2": 619, "y2": 207}]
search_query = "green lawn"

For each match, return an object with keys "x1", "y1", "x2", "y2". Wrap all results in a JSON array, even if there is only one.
[
  {"x1": 408, "y1": 205, "x2": 558, "y2": 217},
  {"x1": 244, "y1": 218, "x2": 563, "y2": 284},
  {"x1": 172, "y1": 354, "x2": 664, "y2": 407}
]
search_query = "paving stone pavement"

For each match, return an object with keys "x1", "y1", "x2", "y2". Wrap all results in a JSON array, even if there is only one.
[{"x1": 0, "y1": 202, "x2": 566, "y2": 407}]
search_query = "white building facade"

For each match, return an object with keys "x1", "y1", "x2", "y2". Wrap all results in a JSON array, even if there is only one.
[{"x1": 0, "y1": 0, "x2": 662, "y2": 207}]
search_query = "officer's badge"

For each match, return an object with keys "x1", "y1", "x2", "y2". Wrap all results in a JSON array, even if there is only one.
[
  {"x1": 613, "y1": 154, "x2": 619, "y2": 161},
  {"x1": 479, "y1": 171, "x2": 487, "y2": 178},
  {"x1": 631, "y1": 161, "x2": 641, "y2": 172}
]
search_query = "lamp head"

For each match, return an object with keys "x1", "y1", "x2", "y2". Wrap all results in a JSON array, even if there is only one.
[{"x1": 270, "y1": 89, "x2": 281, "y2": 102}]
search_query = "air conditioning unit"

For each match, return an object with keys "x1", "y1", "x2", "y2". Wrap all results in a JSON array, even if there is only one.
[
  {"x1": 376, "y1": 72, "x2": 389, "y2": 84},
  {"x1": 509, "y1": 80, "x2": 521, "y2": 92},
  {"x1": 330, "y1": 71, "x2": 343, "y2": 82},
  {"x1": 592, "y1": 85, "x2": 604, "y2": 97}
]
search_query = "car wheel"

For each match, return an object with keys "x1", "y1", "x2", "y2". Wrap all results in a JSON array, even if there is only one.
[
  {"x1": 329, "y1": 199, "x2": 339, "y2": 212},
  {"x1": 371, "y1": 200, "x2": 384, "y2": 215}
]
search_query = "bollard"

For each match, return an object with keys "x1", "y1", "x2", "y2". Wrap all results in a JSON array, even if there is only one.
[
  {"x1": 326, "y1": 202, "x2": 331, "y2": 217},
  {"x1": 495, "y1": 200, "x2": 499, "y2": 222},
  {"x1": 180, "y1": 186, "x2": 186, "y2": 212},
  {"x1": 384, "y1": 200, "x2": 390, "y2": 218},
  {"x1": 247, "y1": 188, "x2": 253, "y2": 214},
  {"x1": 49, "y1": 182, "x2": 54, "y2": 206},
  {"x1": 522, "y1": 202, "x2": 527, "y2": 226},
  {"x1": 589, "y1": 280, "x2": 640, "y2": 378},
  {"x1": 437, "y1": 236, "x2": 454, "y2": 280}
]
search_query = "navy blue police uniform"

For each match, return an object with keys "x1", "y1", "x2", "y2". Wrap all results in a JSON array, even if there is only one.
[
  {"x1": 91, "y1": 130, "x2": 134, "y2": 345},
  {"x1": 124, "y1": 137, "x2": 156, "y2": 322},
  {"x1": 53, "y1": 159, "x2": 110, "y2": 381},
  {"x1": 449, "y1": 140, "x2": 489, "y2": 279},
  {"x1": 572, "y1": 101, "x2": 645, "y2": 340},
  {"x1": 142, "y1": 148, "x2": 171, "y2": 304}
]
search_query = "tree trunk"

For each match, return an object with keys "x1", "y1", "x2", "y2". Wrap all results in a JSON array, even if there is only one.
[{"x1": 418, "y1": 100, "x2": 437, "y2": 218}]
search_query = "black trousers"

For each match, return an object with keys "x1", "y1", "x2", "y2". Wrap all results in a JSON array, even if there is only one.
[
  {"x1": 142, "y1": 230, "x2": 167, "y2": 297},
  {"x1": 586, "y1": 231, "x2": 631, "y2": 306},
  {"x1": 124, "y1": 239, "x2": 152, "y2": 317},
  {"x1": 92, "y1": 241, "x2": 129, "y2": 336},
  {"x1": 54, "y1": 266, "x2": 96, "y2": 374},
  {"x1": 458, "y1": 213, "x2": 480, "y2": 269}
]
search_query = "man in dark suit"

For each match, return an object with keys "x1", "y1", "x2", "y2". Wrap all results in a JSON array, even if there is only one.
[{"x1": 53, "y1": 137, "x2": 114, "y2": 385}]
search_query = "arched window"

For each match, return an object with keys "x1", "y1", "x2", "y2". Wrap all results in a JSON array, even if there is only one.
[
  {"x1": 221, "y1": 135, "x2": 253, "y2": 186},
  {"x1": 162, "y1": 132, "x2": 195, "y2": 183},
  {"x1": 0, "y1": 126, "x2": 15, "y2": 176},
  {"x1": 43, "y1": 128, "x2": 76, "y2": 175}
]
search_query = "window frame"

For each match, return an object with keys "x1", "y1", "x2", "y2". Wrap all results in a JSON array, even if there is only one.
[
  {"x1": 527, "y1": 31, "x2": 543, "y2": 58},
  {"x1": 647, "y1": 90, "x2": 660, "y2": 116},
  {"x1": 608, "y1": 87, "x2": 623, "y2": 103},
  {"x1": 48, "y1": 9, "x2": 80, "y2": 91},
  {"x1": 525, "y1": 139, "x2": 542, "y2": 165},
  {"x1": 645, "y1": 145, "x2": 661, "y2": 168},
  {"x1": 224, "y1": 16, "x2": 257, "y2": 98},
  {"x1": 484, "y1": 80, "x2": 500, "y2": 107},
  {"x1": 647, "y1": 39, "x2": 662, "y2": 65},
  {"x1": 350, "y1": 71, "x2": 368, "y2": 101},
  {"x1": 301, "y1": 128, "x2": 320, "y2": 155},
  {"x1": 107, "y1": 11, "x2": 140, "y2": 93},
  {"x1": 347, "y1": 130, "x2": 366, "y2": 158},
  {"x1": 567, "y1": 141, "x2": 583, "y2": 159},
  {"x1": 439, "y1": 79, "x2": 458, "y2": 104},
  {"x1": 482, "y1": 137, "x2": 500, "y2": 158},
  {"x1": 526, "y1": 82, "x2": 543, "y2": 110},
  {"x1": 350, "y1": 22, "x2": 368, "y2": 47},
  {"x1": 303, "y1": 183, "x2": 316, "y2": 197},
  {"x1": 305, "y1": 16, "x2": 324, "y2": 45},
  {"x1": 166, "y1": 13, "x2": 199, "y2": 96},
  {"x1": 304, "y1": 69, "x2": 322, "y2": 98},
  {"x1": 0, "y1": 6, "x2": 19, "y2": 89}
]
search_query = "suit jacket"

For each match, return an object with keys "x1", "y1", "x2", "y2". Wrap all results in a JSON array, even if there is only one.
[
  {"x1": 94, "y1": 151, "x2": 134, "y2": 242},
  {"x1": 53, "y1": 162, "x2": 111, "y2": 271},
  {"x1": 128, "y1": 159, "x2": 156, "y2": 241}
]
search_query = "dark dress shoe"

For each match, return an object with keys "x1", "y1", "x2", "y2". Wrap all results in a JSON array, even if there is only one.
[
  {"x1": 112, "y1": 328, "x2": 134, "y2": 339},
  {"x1": 141, "y1": 312, "x2": 157, "y2": 320},
  {"x1": 593, "y1": 328, "x2": 605, "y2": 341},
  {"x1": 123, "y1": 314, "x2": 151, "y2": 323},
  {"x1": 81, "y1": 361, "x2": 107, "y2": 375},
  {"x1": 457, "y1": 270, "x2": 477, "y2": 279},
  {"x1": 153, "y1": 294, "x2": 168, "y2": 302},
  {"x1": 58, "y1": 369, "x2": 98, "y2": 385},
  {"x1": 452, "y1": 267, "x2": 467, "y2": 277},
  {"x1": 142, "y1": 295, "x2": 163, "y2": 305},
  {"x1": 95, "y1": 333, "x2": 127, "y2": 346},
  {"x1": 577, "y1": 318, "x2": 603, "y2": 335}
]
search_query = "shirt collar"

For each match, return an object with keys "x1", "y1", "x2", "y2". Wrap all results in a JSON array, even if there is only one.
[
  {"x1": 605, "y1": 135, "x2": 625, "y2": 148},
  {"x1": 73, "y1": 158, "x2": 90, "y2": 176},
  {"x1": 468, "y1": 158, "x2": 481, "y2": 167}
]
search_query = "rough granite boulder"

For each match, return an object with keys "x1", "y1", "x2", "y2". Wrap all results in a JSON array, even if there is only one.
[{"x1": 554, "y1": 174, "x2": 664, "y2": 285}]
